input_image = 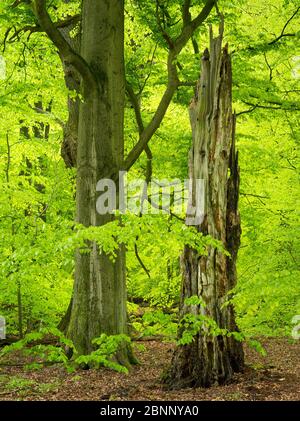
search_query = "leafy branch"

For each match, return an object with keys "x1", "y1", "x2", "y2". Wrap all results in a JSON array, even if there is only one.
[
  {"x1": 268, "y1": 6, "x2": 300, "y2": 45},
  {"x1": 5, "y1": 14, "x2": 80, "y2": 43},
  {"x1": 124, "y1": 0, "x2": 217, "y2": 171},
  {"x1": 30, "y1": 0, "x2": 96, "y2": 91}
]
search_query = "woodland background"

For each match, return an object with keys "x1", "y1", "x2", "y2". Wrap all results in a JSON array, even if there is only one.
[{"x1": 0, "y1": 0, "x2": 299, "y2": 399}]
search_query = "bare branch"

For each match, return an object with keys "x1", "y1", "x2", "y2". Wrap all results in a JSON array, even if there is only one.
[
  {"x1": 263, "y1": 52, "x2": 273, "y2": 81},
  {"x1": 191, "y1": 37, "x2": 200, "y2": 54},
  {"x1": 124, "y1": 73, "x2": 178, "y2": 171},
  {"x1": 3, "y1": 27, "x2": 12, "y2": 52},
  {"x1": 138, "y1": 43, "x2": 158, "y2": 96},
  {"x1": 144, "y1": 145, "x2": 153, "y2": 187},
  {"x1": 8, "y1": 25, "x2": 40, "y2": 42},
  {"x1": 29, "y1": 104, "x2": 65, "y2": 128},
  {"x1": 182, "y1": 0, "x2": 191, "y2": 27},
  {"x1": 178, "y1": 80, "x2": 197, "y2": 87},
  {"x1": 126, "y1": 81, "x2": 144, "y2": 135},
  {"x1": 182, "y1": 0, "x2": 200, "y2": 54},
  {"x1": 268, "y1": 6, "x2": 300, "y2": 45},
  {"x1": 242, "y1": 100, "x2": 300, "y2": 112},
  {"x1": 155, "y1": 0, "x2": 174, "y2": 49},
  {"x1": 232, "y1": 8, "x2": 299, "y2": 57},
  {"x1": 269, "y1": 33, "x2": 296, "y2": 45},
  {"x1": 236, "y1": 105, "x2": 258, "y2": 116},
  {"x1": 145, "y1": 196, "x2": 184, "y2": 222},
  {"x1": 286, "y1": 158, "x2": 296, "y2": 170},
  {"x1": 11, "y1": 0, "x2": 30, "y2": 8},
  {"x1": 240, "y1": 192, "x2": 269, "y2": 199},
  {"x1": 8, "y1": 14, "x2": 81, "y2": 43},
  {"x1": 8, "y1": 12, "x2": 80, "y2": 43},
  {"x1": 126, "y1": 81, "x2": 153, "y2": 183},
  {"x1": 134, "y1": 243, "x2": 151, "y2": 278},
  {"x1": 174, "y1": 0, "x2": 216, "y2": 54}
]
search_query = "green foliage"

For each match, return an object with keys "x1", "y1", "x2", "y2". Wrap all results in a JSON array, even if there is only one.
[
  {"x1": 74, "y1": 334, "x2": 131, "y2": 373},
  {"x1": 0, "y1": 329, "x2": 133, "y2": 374},
  {"x1": 247, "y1": 339, "x2": 267, "y2": 357},
  {"x1": 130, "y1": 309, "x2": 177, "y2": 340},
  {"x1": 184, "y1": 295, "x2": 206, "y2": 307},
  {"x1": 0, "y1": 374, "x2": 60, "y2": 396},
  {"x1": 0, "y1": 0, "x2": 298, "y2": 358},
  {"x1": 62, "y1": 214, "x2": 223, "y2": 311},
  {"x1": 177, "y1": 295, "x2": 246, "y2": 346},
  {"x1": 234, "y1": 110, "x2": 300, "y2": 336},
  {"x1": 177, "y1": 312, "x2": 227, "y2": 346},
  {"x1": 0, "y1": 327, "x2": 76, "y2": 370},
  {"x1": 177, "y1": 311, "x2": 259, "y2": 350},
  {"x1": 4, "y1": 376, "x2": 35, "y2": 392}
]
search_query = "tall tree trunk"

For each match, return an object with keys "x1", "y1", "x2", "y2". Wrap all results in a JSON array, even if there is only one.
[
  {"x1": 166, "y1": 24, "x2": 244, "y2": 389},
  {"x1": 57, "y1": 1, "x2": 81, "y2": 332},
  {"x1": 66, "y1": 0, "x2": 131, "y2": 362},
  {"x1": 59, "y1": 0, "x2": 81, "y2": 168}
]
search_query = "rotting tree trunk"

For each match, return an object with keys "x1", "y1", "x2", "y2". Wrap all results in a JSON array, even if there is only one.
[
  {"x1": 66, "y1": 0, "x2": 133, "y2": 362},
  {"x1": 166, "y1": 23, "x2": 244, "y2": 389}
]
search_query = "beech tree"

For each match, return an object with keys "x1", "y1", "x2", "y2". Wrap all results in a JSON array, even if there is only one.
[
  {"x1": 0, "y1": 0, "x2": 299, "y2": 394},
  {"x1": 17, "y1": 0, "x2": 217, "y2": 358}
]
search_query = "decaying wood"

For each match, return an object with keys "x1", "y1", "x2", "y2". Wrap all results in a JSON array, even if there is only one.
[{"x1": 166, "y1": 22, "x2": 244, "y2": 389}]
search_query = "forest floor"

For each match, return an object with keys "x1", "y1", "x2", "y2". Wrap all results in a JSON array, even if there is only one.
[{"x1": 0, "y1": 337, "x2": 299, "y2": 401}]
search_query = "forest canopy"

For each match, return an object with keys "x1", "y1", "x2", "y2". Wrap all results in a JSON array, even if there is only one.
[{"x1": 0, "y1": 0, "x2": 299, "y2": 397}]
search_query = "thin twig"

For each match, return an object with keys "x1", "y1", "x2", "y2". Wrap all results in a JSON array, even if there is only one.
[{"x1": 268, "y1": 6, "x2": 300, "y2": 45}]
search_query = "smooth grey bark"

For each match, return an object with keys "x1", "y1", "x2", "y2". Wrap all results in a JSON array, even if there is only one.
[
  {"x1": 31, "y1": 0, "x2": 215, "y2": 360},
  {"x1": 65, "y1": 0, "x2": 131, "y2": 360},
  {"x1": 166, "y1": 24, "x2": 244, "y2": 389}
]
